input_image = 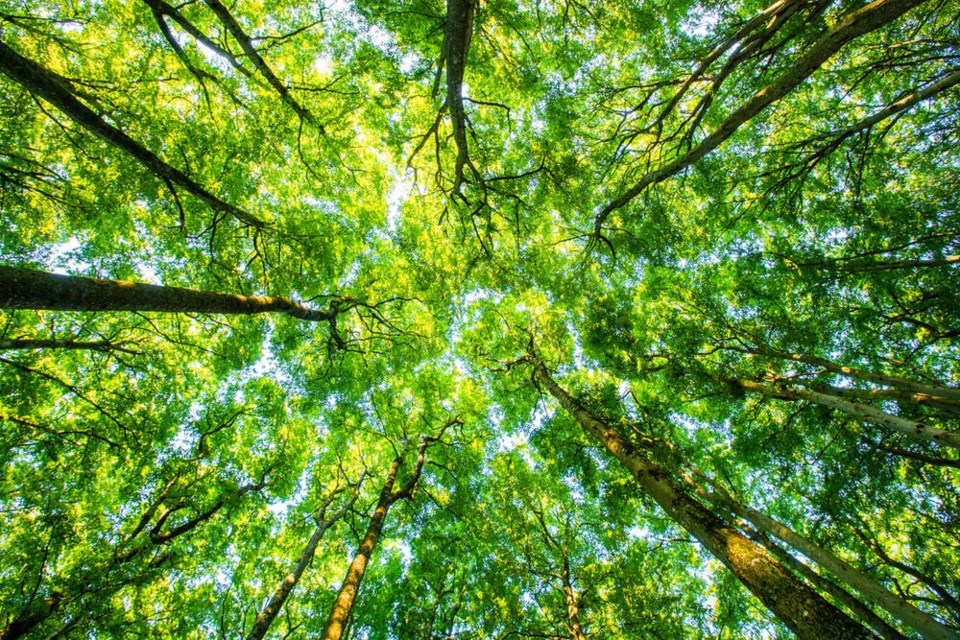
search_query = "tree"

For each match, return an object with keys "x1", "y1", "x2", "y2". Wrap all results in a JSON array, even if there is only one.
[{"x1": 2, "y1": 0, "x2": 959, "y2": 637}]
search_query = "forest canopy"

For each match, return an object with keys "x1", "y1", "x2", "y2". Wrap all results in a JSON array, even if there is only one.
[{"x1": 1, "y1": 0, "x2": 959, "y2": 637}]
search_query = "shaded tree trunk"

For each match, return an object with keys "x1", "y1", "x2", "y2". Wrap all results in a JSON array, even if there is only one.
[
  {"x1": 444, "y1": 0, "x2": 477, "y2": 191},
  {"x1": 744, "y1": 529, "x2": 910, "y2": 640},
  {"x1": 0, "y1": 265, "x2": 336, "y2": 322},
  {"x1": 595, "y1": 0, "x2": 928, "y2": 229},
  {"x1": 0, "y1": 338, "x2": 136, "y2": 353},
  {"x1": 530, "y1": 359, "x2": 876, "y2": 639},
  {"x1": 0, "y1": 42, "x2": 264, "y2": 229},
  {"x1": 246, "y1": 486, "x2": 360, "y2": 640},
  {"x1": 699, "y1": 480, "x2": 959, "y2": 640},
  {"x1": 736, "y1": 378, "x2": 960, "y2": 449},
  {"x1": 0, "y1": 596, "x2": 62, "y2": 640}
]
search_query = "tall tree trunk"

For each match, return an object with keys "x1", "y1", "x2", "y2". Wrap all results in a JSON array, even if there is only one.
[
  {"x1": 0, "y1": 265, "x2": 335, "y2": 322},
  {"x1": 745, "y1": 529, "x2": 909, "y2": 640},
  {"x1": 444, "y1": 0, "x2": 476, "y2": 191},
  {"x1": 320, "y1": 459, "x2": 400, "y2": 640},
  {"x1": 801, "y1": 381, "x2": 960, "y2": 414},
  {"x1": 0, "y1": 42, "x2": 264, "y2": 229},
  {"x1": 320, "y1": 421, "x2": 454, "y2": 640},
  {"x1": 736, "y1": 378, "x2": 960, "y2": 449},
  {"x1": 699, "y1": 479, "x2": 960, "y2": 640},
  {"x1": 530, "y1": 360, "x2": 876, "y2": 639},
  {"x1": 594, "y1": 0, "x2": 928, "y2": 229},
  {"x1": 246, "y1": 487, "x2": 359, "y2": 640},
  {"x1": 0, "y1": 338, "x2": 135, "y2": 353},
  {"x1": 744, "y1": 346, "x2": 960, "y2": 403},
  {"x1": 560, "y1": 561, "x2": 586, "y2": 640}
]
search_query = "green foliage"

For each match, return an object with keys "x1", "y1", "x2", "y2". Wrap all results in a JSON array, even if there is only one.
[{"x1": 2, "y1": 0, "x2": 959, "y2": 637}]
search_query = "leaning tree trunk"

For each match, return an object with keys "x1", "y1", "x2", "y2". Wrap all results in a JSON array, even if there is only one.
[
  {"x1": 736, "y1": 378, "x2": 960, "y2": 449},
  {"x1": 531, "y1": 360, "x2": 876, "y2": 639},
  {"x1": 697, "y1": 478, "x2": 960, "y2": 640},
  {"x1": 320, "y1": 461, "x2": 399, "y2": 640},
  {"x1": 745, "y1": 346, "x2": 960, "y2": 403},
  {"x1": 0, "y1": 265, "x2": 336, "y2": 321},
  {"x1": 801, "y1": 380, "x2": 960, "y2": 416},
  {"x1": 744, "y1": 529, "x2": 909, "y2": 640},
  {"x1": 320, "y1": 421, "x2": 453, "y2": 640},
  {"x1": 246, "y1": 486, "x2": 359, "y2": 640},
  {"x1": 0, "y1": 42, "x2": 264, "y2": 229}
]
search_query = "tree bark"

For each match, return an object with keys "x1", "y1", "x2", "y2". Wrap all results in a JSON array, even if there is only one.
[
  {"x1": 320, "y1": 421, "x2": 454, "y2": 640},
  {"x1": 801, "y1": 381, "x2": 960, "y2": 412},
  {"x1": 736, "y1": 378, "x2": 960, "y2": 449},
  {"x1": 745, "y1": 530, "x2": 910, "y2": 640},
  {"x1": 202, "y1": 0, "x2": 316, "y2": 124},
  {"x1": 444, "y1": 0, "x2": 476, "y2": 191},
  {"x1": 0, "y1": 265, "x2": 335, "y2": 322},
  {"x1": 841, "y1": 255, "x2": 960, "y2": 273},
  {"x1": 595, "y1": 0, "x2": 928, "y2": 230},
  {"x1": 0, "y1": 596, "x2": 62, "y2": 640},
  {"x1": 246, "y1": 488, "x2": 359, "y2": 640},
  {"x1": 701, "y1": 482, "x2": 959, "y2": 640},
  {"x1": 320, "y1": 459, "x2": 400, "y2": 640},
  {"x1": 561, "y1": 561, "x2": 587, "y2": 640},
  {"x1": 0, "y1": 338, "x2": 134, "y2": 353},
  {"x1": 0, "y1": 41, "x2": 264, "y2": 229},
  {"x1": 531, "y1": 360, "x2": 876, "y2": 639},
  {"x1": 744, "y1": 346, "x2": 960, "y2": 403}
]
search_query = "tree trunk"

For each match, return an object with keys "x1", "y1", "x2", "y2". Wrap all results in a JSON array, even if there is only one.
[
  {"x1": 0, "y1": 41, "x2": 264, "y2": 229},
  {"x1": 795, "y1": 254, "x2": 960, "y2": 274},
  {"x1": 531, "y1": 360, "x2": 876, "y2": 639},
  {"x1": 444, "y1": 0, "x2": 476, "y2": 191},
  {"x1": 246, "y1": 489, "x2": 358, "y2": 640},
  {"x1": 745, "y1": 530, "x2": 909, "y2": 640},
  {"x1": 0, "y1": 597, "x2": 62, "y2": 640},
  {"x1": 595, "y1": 0, "x2": 928, "y2": 228},
  {"x1": 319, "y1": 422, "x2": 454, "y2": 640},
  {"x1": 0, "y1": 265, "x2": 335, "y2": 322},
  {"x1": 0, "y1": 338, "x2": 134, "y2": 353},
  {"x1": 746, "y1": 346, "x2": 960, "y2": 403},
  {"x1": 802, "y1": 381, "x2": 960, "y2": 414},
  {"x1": 561, "y1": 562, "x2": 586, "y2": 640},
  {"x1": 320, "y1": 460, "x2": 401, "y2": 640},
  {"x1": 701, "y1": 482, "x2": 959, "y2": 640},
  {"x1": 736, "y1": 378, "x2": 960, "y2": 449}
]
